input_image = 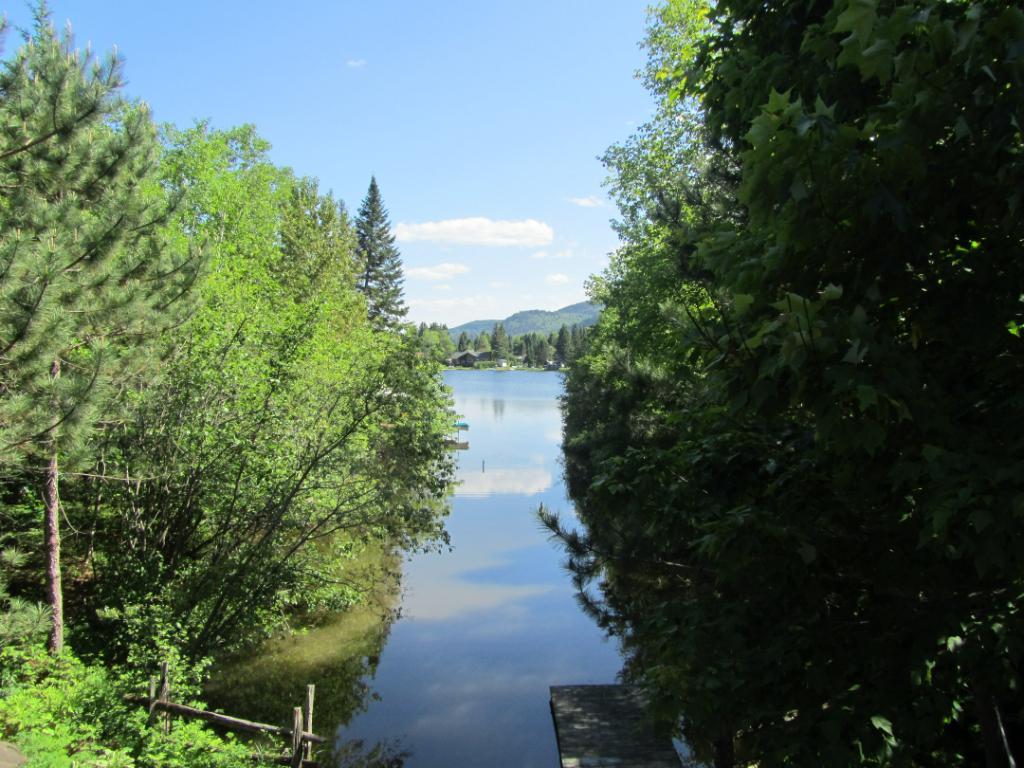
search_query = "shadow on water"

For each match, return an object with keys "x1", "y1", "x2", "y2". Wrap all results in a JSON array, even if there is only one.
[{"x1": 205, "y1": 569, "x2": 411, "y2": 766}]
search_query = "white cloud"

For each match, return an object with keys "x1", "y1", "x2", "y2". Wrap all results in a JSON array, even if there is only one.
[
  {"x1": 544, "y1": 273, "x2": 571, "y2": 285},
  {"x1": 406, "y1": 262, "x2": 470, "y2": 281},
  {"x1": 395, "y1": 217, "x2": 554, "y2": 247},
  {"x1": 488, "y1": 281, "x2": 510, "y2": 289},
  {"x1": 531, "y1": 249, "x2": 574, "y2": 260},
  {"x1": 346, "y1": 58, "x2": 367, "y2": 68},
  {"x1": 567, "y1": 195, "x2": 604, "y2": 208}
]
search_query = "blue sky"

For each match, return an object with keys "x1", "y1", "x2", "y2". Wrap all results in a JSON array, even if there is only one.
[{"x1": 3, "y1": 1, "x2": 654, "y2": 326}]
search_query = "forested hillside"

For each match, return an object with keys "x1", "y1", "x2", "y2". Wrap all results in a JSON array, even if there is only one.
[
  {"x1": 448, "y1": 301, "x2": 600, "y2": 339},
  {"x1": 553, "y1": 1, "x2": 1024, "y2": 767}
]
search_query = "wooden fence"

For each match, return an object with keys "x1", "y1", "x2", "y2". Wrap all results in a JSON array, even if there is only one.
[{"x1": 125, "y1": 661, "x2": 326, "y2": 767}]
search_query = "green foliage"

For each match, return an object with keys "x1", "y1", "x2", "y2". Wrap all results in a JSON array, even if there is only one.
[
  {"x1": 0, "y1": 548, "x2": 49, "y2": 648},
  {"x1": 58, "y1": 125, "x2": 455, "y2": 660},
  {"x1": 491, "y1": 323, "x2": 510, "y2": 360},
  {"x1": 0, "y1": 645, "x2": 250, "y2": 768},
  {"x1": 557, "y1": 0, "x2": 1024, "y2": 766},
  {"x1": 555, "y1": 325, "x2": 573, "y2": 363},
  {"x1": 0, "y1": 2, "x2": 204, "y2": 655},
  {"x1": 416, "y1": 322, "x2": 456, "y2": 363},
  {"x1": 0, "y1": 14, "x2": 196, "y2": 466},
  {"x1": 0, "y1": 6, "x2": 455, "y2": 763}
]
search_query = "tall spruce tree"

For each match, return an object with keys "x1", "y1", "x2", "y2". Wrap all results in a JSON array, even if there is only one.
[
  {"x1": 354, "y1": 177, "x2": 407, "y2": 329},
  {"x1": 0, "y1": 14, "x2": 195, "y2": 652}
]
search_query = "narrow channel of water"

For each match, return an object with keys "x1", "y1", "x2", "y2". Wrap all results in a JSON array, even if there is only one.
[
  {"x1": 213, "y1": 370, "x2": 623, "y2": 766},
  {"x1": 338, "y1": 370, "x2": 622, "y2": 766}
]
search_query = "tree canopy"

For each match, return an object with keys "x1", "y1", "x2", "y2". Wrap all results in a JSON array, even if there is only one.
[{"x1": 555, "y1": 1, "x2": 1024, "y2": 766}]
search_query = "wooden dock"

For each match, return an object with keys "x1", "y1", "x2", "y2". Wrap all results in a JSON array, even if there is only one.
[{"x1": 549, "y1": 685, "x2": 681, "y2": 768}]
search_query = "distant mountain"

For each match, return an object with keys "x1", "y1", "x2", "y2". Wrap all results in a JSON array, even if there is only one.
[{"x1": 448, "y1": 301, "x2": 601, "y2": 339}]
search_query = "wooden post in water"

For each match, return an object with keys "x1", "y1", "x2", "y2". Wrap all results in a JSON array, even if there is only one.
[{"x1": 304, "y1": 685, "x2": 316, "y2": 761}]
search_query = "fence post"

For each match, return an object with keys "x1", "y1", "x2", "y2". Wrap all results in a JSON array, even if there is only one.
[
  {"x1": 291, "y1": 706, "x2": 304, "y2": 768},
  {"x1": 146, "y1": 676, "x2": 158, "y2": 725},
  {"x1": 304, "y1": 684, "x2": 315, "y2": 760},
  {"x1": 159, "y1": 660, "x2": 171, "y2": 734}
]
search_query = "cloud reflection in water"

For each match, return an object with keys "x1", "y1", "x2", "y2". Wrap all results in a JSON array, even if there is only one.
[{"x1": 454, "y1": 466, "x2": 552, "y2": 497}]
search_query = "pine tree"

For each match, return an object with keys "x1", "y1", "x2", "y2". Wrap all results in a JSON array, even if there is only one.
[
  {"x1": 354, "y1": 177, "x2": 407, "y2": 329},
  {"x1": 524, "y1": 334, "x2": 538, "y2": 367},
  {"x1": 535, "y1": 339, "x2": 552, "y2": 366},
  {"x1": 555, "y1": 324, "x2": 573, "y2": 363},
  {"x1": 0, "y1": 14, "x2": 196, "y2": 653},
  {"x1": 491, "y1": 323, "x2": 510, "y2": 361},
  {"x1": 457, "y1": 331, "x2": 470, "y2": 352},
  {"x1": 570, "y1": 324, "x2": 582, "y2": 352}
]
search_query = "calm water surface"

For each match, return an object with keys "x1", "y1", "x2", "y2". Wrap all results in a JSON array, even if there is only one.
[
  {"x1": 339, "y1": 370, "x2": 622, "y2": 766},
  {"x1": 209, "y1": 370, "x2": 622, "y2": 766}
]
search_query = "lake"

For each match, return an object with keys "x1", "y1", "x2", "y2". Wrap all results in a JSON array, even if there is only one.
[{"x1": 211, "y1": 369, "x2": 623, "y2": 766}]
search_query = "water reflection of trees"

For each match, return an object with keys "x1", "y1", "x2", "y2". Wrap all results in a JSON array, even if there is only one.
[
  {"x1": 330, "y1": 738, "x2": 410, "y2": 768},
  {"x1": 492, "y1": 397, "x2": 505, "y2": 420},
  {"x1": 206, "y1": 594, "x2": 401, "y2": 761}
]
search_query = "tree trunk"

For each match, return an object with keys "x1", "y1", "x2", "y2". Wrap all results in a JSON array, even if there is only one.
[
  {"x1": 44, "y1": 357, "x2": 64, "y2": 655},
  {"x1": 973, "y1": 668, "x2": 1017, "y2": 768},
  {"x1": 713, "y1": 733, "x2": 735, "y2": 768}
]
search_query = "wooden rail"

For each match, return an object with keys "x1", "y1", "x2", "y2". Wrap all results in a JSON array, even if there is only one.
[
  {"x1": 123, "y1": 696, "x2": 327, "y2": 744},
  {"x1": 126, "y1": 662, "x2": 326, "y2": 767}
]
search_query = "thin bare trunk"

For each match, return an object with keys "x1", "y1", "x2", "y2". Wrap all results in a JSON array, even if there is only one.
[
  {"x1": 973, "y1": 669, "x2": 1016, "y2": 768},
  {"x1": 45, "y1": 357, "x2": 64, "y2": 655}
]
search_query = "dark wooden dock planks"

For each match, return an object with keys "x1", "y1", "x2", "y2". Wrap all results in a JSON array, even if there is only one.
[{"x1": 549, "y1": 685, "x2": 682, "y2": 768}]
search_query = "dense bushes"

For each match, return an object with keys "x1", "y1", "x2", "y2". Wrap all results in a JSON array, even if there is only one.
[
  {"x1": 0, "y1": 646, "x2": 251, "y2": 767},
  {"x1": 556, "y1": 1, "x2": 1024, "y2": 766}
]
